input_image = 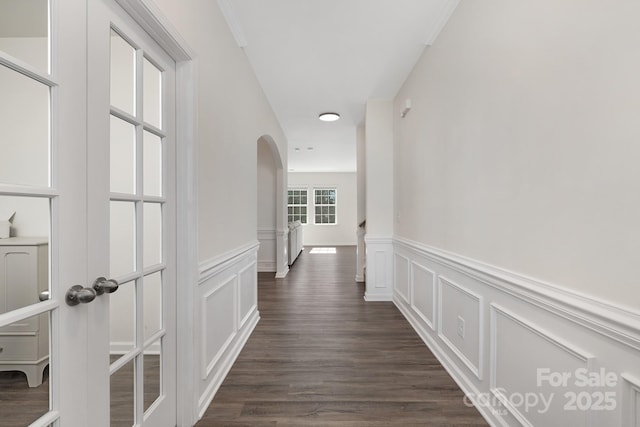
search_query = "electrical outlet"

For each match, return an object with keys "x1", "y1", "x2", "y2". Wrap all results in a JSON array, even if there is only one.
[{"x1": 457, "y1": 316, "x2": 465, "y2": 338}]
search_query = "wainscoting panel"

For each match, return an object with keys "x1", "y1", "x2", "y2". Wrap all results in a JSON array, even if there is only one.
[
  {"x1": 238, "y1": 263, "x2": 257, "y2": 328},
  {"x1": 410, "y1": 261, "x2": 436, "y2": 331},
  {"x1": 202, "y1": 276, "x2": 237, "y2": 379},
  {"x1": 490, "y1": 304, "x2": 591, "y2": 427},
  {"x1": 623, "y1": 374, "x2": 640, "y2": 427},
  {"x1": 394, "y1": 254, "x2": 410, "y2": 304},
  {"x1": 257, "y1": 229, "x2": 276, "y2": 272},
  {"x1": 438, "y1": 276, "x2": 483, "y2": 380},
  {"x1": 393, "y1": 236, "x2": 640, "y2": 427},
  {"x1": 364, "y1": 236, "x2": 393, "y2": 301},
  {"x1": 197, "y1": 241, "x2": 260, "y2": 418}
]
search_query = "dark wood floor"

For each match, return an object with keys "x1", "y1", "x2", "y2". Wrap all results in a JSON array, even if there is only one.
[
  {"x1": 0, "y1": 355, "x2": 159, "y2": 427},
  {"x1": 197, "y1": 246, "x2": 487, "y2": 426},
  {"x1": 0, "y1": 367, "x2": 49, "y2": 427}
]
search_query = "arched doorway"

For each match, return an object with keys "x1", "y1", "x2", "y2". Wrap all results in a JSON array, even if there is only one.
[{"x1": 256, "y1": 135, "x2": 288, "y2": 278}]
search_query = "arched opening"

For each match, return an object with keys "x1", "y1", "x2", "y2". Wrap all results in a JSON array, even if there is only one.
[{"x1": 256, "y1": 135, "x2": 288, "y2": 278}]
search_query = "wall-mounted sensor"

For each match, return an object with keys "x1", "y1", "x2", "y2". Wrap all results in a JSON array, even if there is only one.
[{"x1": 401, "y1": 99, "x2": 412, "y2": 118}]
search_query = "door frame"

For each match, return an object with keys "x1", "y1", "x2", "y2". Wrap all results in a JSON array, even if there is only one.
[{"x1": 113, "y1": 1, "x2": 198, "y2": 425}]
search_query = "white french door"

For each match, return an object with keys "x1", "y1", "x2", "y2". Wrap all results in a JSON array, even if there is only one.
[
  {"x1": 87, "y1": 0, "x2": 177, "y2": 426},
  {"x1": 0, "y1": 0, "x2": 178, "y2": 426}
]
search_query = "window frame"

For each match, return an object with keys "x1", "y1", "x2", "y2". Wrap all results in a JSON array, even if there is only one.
[
  {"x1": 287, "y1": 187, "x2": 308, "y2": 224},
  {"x1": 313, "y1": 188, "x2": 337, "y2": 225}
]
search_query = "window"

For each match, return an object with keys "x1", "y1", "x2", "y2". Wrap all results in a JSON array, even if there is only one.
[
  {"x1": 287, "y1": 188, "x2": 307, "y2": 224},
  {"x1": 314, "y1": 188, "x2": 337, "y2": 224}
]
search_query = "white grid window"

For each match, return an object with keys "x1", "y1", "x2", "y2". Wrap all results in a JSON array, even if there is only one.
[
  {"x1": 288, "y1": 188, "x2": 308, "y2": 224},
  {"x1": 314, "y1": 188, "x2": 337, "y2": 224}
]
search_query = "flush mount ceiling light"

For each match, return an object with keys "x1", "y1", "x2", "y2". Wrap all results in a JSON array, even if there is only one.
[{"x1": 319, "y1": 112, "x2": 340, "y2": 122}]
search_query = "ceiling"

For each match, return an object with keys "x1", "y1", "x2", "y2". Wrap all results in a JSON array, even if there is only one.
[{"x1": 218, "y1": 0, "x2": 459, "y2": 172}]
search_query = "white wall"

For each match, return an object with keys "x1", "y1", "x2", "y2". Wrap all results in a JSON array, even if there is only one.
[
  {"x1": 393, "y1": 0, "x2": 640, "y2": 312},
  {"x1": 356, "y1": 125, "x2": 366, "y2": 225},
  {"x1": 257, "y1": 139, "x2": 277, "y2": 271},
  {"x1": 392, "y1": 1, "x2": 640, "y2": 425},
  {"x1": 257, "y1": 141, "x2": 277, "y2": 230},
  {"x1": 365, "y1": 99, "x2": 394, "y2": 237},
  {"x1": 153, "y1": 0, "x2": 287, "y2": 264},
  {"x1": 288, "y1": 172, "x2": 357, "y2": 246}
]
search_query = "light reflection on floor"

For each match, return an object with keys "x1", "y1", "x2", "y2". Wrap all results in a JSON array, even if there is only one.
[{"x1": 309, "y1": 247, "x2": 337, "y2": 254}]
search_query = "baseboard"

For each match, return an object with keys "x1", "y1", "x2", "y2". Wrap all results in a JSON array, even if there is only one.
[
  {"x1": 393, "y1": 236, "x2": 640, "y2": 426},
  {"x1": 275, "y1": 266, "x2": 289, "y2": 278},
  {"x1": 364, "y1": 292, "x2": 393, "y2": 302},
  {"x1": 257, "y1": 261, "x2": 276, "y2": 272}
]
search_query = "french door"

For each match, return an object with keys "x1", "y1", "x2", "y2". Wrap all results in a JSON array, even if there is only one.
[{"x1": 0, "y1": 0, "x2": 177, "y2": 426}]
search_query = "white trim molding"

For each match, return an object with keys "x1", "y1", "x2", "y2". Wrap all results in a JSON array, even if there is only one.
[
  {"x1": 393, "y1": 236, "x2": 640, "y2": 426},
  {"x1": 216, "y1": 0, "x2": 248, "y2": 48},
  {"x1": 199, "y1": 241, "x2": 260, "y2": 282},
  {"x1": 355, "y1": 226, "x2": 366, "y2": 282},
  {"x1": 364, "y1": 235, "x2": 393, "y2": 301},
  {"x1": 424, "y1": 0, "x2": 460, "y2": 46}
]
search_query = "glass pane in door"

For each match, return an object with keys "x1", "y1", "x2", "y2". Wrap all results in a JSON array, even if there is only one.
[
  {"x1": 143, "y1": 272, "x2": 162, "y2": 341},
  {"x1": 110, "y1": 201, "x2": 136, "y2": 278},
  {"x1": 143, "y1": 131, "x2": 162, "y2": 197},
  {"x1": 0, "y1": 196, "x2": 50, "y2": 312},
  {"x1": 143, "y1": 340, "x2": 161, "y2": 413},
  {"x1": 0, "y1": 314, "x2": 51, "y2": 426},
  {"x1": 110, "y1": 30, "x2": 136, "y2": 116},
  {"x1": 143, "y1": 203, "x2": 162, "y2": 268},
  {"x1": 0, "y1": 64, "x2": 50, "y2": 187},
  {"x1": 110, "y1": 358, "x2": 135, "y2": 427},
  {"x1": 110, "y1": 116, "x2": 136, "y2": 194},
  {"x1": 0, "y1": 0, "x2": 50, "y2": 73},
  {"x1": 143, "y1": 58, "x2": 161, "y2": 129},
  {"x1": 110, "y1": 281, "x2": 136, "y2": 356}
]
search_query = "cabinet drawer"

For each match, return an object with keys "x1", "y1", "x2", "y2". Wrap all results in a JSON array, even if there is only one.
[
  {"x1": 0, "y1": 316, "x2": 38, "y2": 334},
  {"x1": 0, "y1": 335, "x2": 38, "y2": 361}
]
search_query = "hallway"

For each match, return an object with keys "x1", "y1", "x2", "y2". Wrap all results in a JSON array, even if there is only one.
[{"x1": 198, "y1": 246, "x2": 487, "y2": 426}]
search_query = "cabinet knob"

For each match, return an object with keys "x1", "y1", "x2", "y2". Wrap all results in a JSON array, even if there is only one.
[
  {"x1": 39, "y1": 291, "x2": 50, "y2": 302},
  {"x1": 92, "y1": 277, "x2": 119, "y2": 295},
  {"x1": 65, "y1": 285, "x2": 97, "y2": 306}
]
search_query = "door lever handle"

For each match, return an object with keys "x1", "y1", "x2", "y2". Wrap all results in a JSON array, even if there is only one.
[
  {"x1": 93, "y1": 277, "x2": 119, "y2": 295},
  {"x1": 66, "y1": 285, "x2": 97, "y2": 306}
]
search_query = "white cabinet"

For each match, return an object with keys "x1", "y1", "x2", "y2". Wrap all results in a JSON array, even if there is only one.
[
  {"x1": 0, "y1": 237, "x2": 49, "y2": 387},
  {"x1": 288, "y1": 221, "x2": 303, "y2": 265}
]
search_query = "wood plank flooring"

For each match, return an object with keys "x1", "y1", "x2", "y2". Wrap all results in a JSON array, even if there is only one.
[
  {"x1": 0, "y1": 367, "x2": 49, "y2": 427},
  {"x1": 197, "y1": 246, "x2": 487, "y2": 426}
]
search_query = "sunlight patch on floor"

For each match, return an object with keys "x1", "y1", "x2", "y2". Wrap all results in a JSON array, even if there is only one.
[{"x1": 309, "y1": 247, "x2": 337, "y2": 254}]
